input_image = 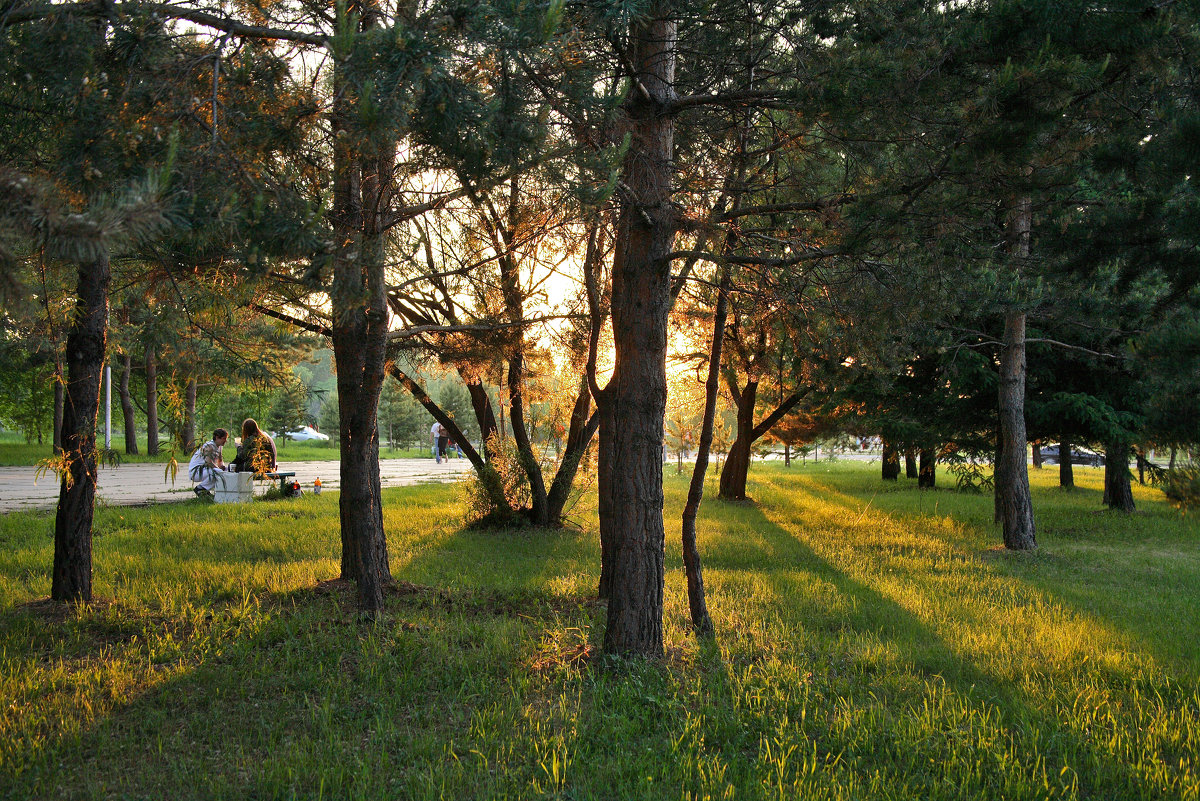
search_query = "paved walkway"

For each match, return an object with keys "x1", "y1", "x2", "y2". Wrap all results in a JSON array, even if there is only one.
[{"x1": 0, "y1": 457, "x2": 473, "y2": 513}]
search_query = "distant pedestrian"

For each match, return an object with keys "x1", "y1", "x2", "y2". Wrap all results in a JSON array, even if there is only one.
[
  {"x1": 430, "y1": 421, "x2": 442, "y2": 463},
  {"x1": 437, "y1": 425, "x2": 449, "y2": 462}
]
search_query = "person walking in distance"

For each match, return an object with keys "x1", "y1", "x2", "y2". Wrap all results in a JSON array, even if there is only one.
[{"x1": 436, "y1": 424, "x2": 449, "y2": 464}]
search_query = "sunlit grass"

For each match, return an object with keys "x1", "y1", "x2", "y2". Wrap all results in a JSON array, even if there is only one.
[{"x1": 1, "y1": 461, "x2": 1197, "y2": 799}]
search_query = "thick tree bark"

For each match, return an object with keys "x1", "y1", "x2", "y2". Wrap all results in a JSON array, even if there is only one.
[
  {"x1": 119, "y1": 352, "x2": 138, "y2": 454},
  {"x1": 596, "y1": 398, "x2": 616, "y2": 600},
  {"x1": 918, "y1": 448, "x2": 937, "y2": 488},
  {"x1": 1059, "y1": 440, "x2": 1074, "y2": 488},
  {"x1": 680, "y1": 266, "x2": 730, "y2": 637},
  {"x1": 144, "y1": 347, "x2": 158, "y2": 455},
  {"x1": 997, "y1": 310, "x2": 1036, "y2": 549},
  {"x1": 599, "y1": 7, "x2": 677, "y2": 657},
  {"x1": 882, "y1": 440, "x2": 900, "y2": 480},
  {"x1": 53, "y1": 254, "x2": 110, "y2": 603},
  {"x1": 1103, "y1": 439, "x2": 1135, "y2": 512},
  {"x1": 331, "y1": 35, "x2": 394, "y2": 614},
  {"x1": 905, "y1": 449, "x2": 918, "y2": 479}
]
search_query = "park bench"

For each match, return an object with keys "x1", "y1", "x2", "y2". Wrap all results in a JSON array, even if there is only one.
[{"x1": 263, "y1": 471, "x2": 297, "y2": 495}]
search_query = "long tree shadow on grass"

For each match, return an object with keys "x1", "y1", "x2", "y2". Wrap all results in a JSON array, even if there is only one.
[
  {"x1": 690, "y1": 489, "x2": 1190, "y2": 798},
  {"x1": 741, "y1": 467, "x2": 1200, "y2": 679},
  {"x1": 1, "y1": 496, "x2": 609, "y2": 798}
]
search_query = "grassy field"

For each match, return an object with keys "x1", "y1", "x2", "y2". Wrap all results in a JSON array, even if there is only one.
[
  {"x1": 0, "y1": 430, "x2": 431, "y2": 466},
  {"x1": 0, "y1": 462, "x2": 1197, "y2": 799}
]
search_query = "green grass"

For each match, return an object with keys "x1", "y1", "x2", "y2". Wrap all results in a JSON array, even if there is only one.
[
  {"x1": 1, "y1": 461, "x2": 1197, "y2": 799},
  {"x1": 0, "y1": 430, "x2": 434, "y2": 466}
]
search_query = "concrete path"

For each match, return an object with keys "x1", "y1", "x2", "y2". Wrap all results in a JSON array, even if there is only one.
[{"x1": 0, "y1": 457, "x2": 473, "y2": 513}]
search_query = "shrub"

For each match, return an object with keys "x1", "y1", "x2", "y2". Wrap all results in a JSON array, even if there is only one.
[{"x1": 1163, "y1": 464, "x2": 1200, "y2": 510}]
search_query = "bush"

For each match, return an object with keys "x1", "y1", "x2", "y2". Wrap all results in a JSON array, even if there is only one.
[
  {"x1": 1163, "y1": 464, "x2": 1200, "y2": 510},
  {"x1": 459, "y1": 433, "x2": 531, "y2": 527}
]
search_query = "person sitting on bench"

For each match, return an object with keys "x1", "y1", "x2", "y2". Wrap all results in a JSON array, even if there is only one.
[
  {"x1": 231, "y1": 418, "x2": 277, "y2": 475},
  {"x1": 188, "y1": 428, "x2": 229, "y2": 499}
]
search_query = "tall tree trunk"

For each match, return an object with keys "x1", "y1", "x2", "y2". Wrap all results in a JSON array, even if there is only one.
[
  {"x1": 596, "y1": 398, "x2": 617, "y2": 599},
  {"x1": 331, "y1": 37, "x2": 394, "y2": 614},
  {"x1": 1031, "y1": 442, "x2": 1042, "y2": 469},
  {"x1": 53, "y1": 254, "x2": 110, "y2": 603},
  {"x1": 1103, "y1": 439, "x2": 1135, "y2": 512},
  {"x1": 1170, "y1": 445, "x2": 1177, "y2": 470},
  {"x1": 882, "y1": 440, "x2": 900, "y2": 480},
  {"x1": 918, "y1": 448, "x2": 937, "y2": 488},
  {"x1": 144, "y1": 347, "x2": 158, "y2": 456},
  {"x1": 1059, "y1": 440, "x2": 1074, "y2": 488},
  {"x1": 1136, "y1": 446, "x2": 1146, "y2": 485},
  {"x1": 119, "y1": 352, "x2": 138, "y2": 455},
  {"x1": 680, "y1": 265, "x2": 730, "y2": 637},
  {"x1": 997, "y1": 191, "x2": 1036, "y2": 550},
  {"x1": 599, "y1": 7, "x2": 677, "y2": 657},
  {"x1": 905, "y1": 449, "x2": 918, "y2": 479},
  {"x1": 718, "y1": 379, "x2": 758, "y2": 500},
  {"x1": 182, "y1": 377, "x2": 196, "y2": 452},
  {"x1": 998, "y1": 310, "x2": 1036, "y2": 549}
]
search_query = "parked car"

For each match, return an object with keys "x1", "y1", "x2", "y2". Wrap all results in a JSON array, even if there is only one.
[
  {"x1": 277, "y1": 425, "x2": 330, "y2": 442},
  {"x1": 1040, "y1": 444, "x2": 1105, "y2": 467}
]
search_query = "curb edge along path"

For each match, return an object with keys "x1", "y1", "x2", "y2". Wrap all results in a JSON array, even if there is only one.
[{"x1": 0, "y1": 458, "x2": 473, "y2": 513}]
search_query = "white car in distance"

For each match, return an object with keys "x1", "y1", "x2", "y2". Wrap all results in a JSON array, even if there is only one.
[{"x1": 278, "y1": 425, "x2": 330, "y2": 442}]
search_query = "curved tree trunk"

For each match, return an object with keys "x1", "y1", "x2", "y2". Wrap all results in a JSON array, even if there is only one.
[
  {"x1": 882, "y1": 440, "x2": 900, "y2": 480},
  {"x1": 1059, "y1": 440, "x2": 1074, "y2": 488},
  {"x1": 680, "y1": 265, "x2": 730, "y2": 637},
  {"x1": 465, "y1": 378, "x2": 499, "y2": 461},
  {"x1": 507, "y1": 352, "x2": 549, "y2": 524},
  {"x1": 1103, "y1": 439, "x2": 1135, "y2": 512},
  {"x1": 718, "y1": 379, "x2": 757, "y2": 501},
  {"x1": 544, "y1": 377, "x2": 599, "y2": 525},
  {"x1": 918, "y1": 448, "x2": 937, "y2": 488},
  {"x1": 599, "y1": 7, "x2": 677, "y2": 657},
  {"x1": 53, "y1": 254, "x2": 110, "y2": 603},
  {"x1": 998, "y1": 309, "x2": 1036, "y2": 549},
  {"x1": 119, "y1": 352, "x2": 138, "y2": 455},
  {"x1": 145, "y1": 347, "x2": 159, "y2": 456}
]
